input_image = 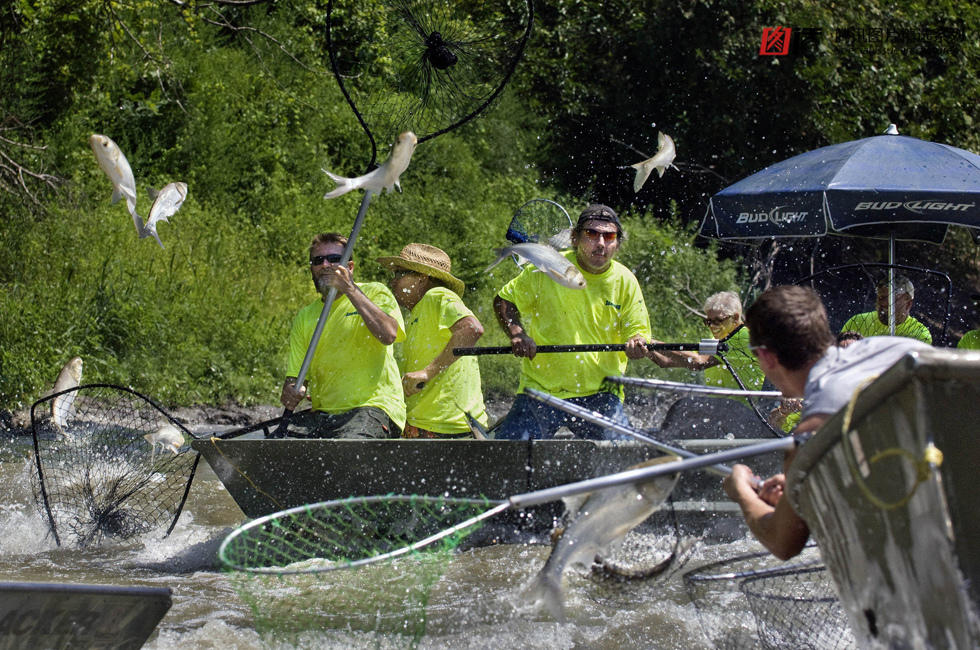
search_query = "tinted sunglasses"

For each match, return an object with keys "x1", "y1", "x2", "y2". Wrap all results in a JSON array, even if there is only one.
[
  {"x1": 582, "y1": 228, "x2": 618, "y2": 242},
  {"x1": 704, "y1": 315, "x2": 734, "y2": 327},
  {"x1": 310, "y1": 254, "x2": 344, "y2": 266}
]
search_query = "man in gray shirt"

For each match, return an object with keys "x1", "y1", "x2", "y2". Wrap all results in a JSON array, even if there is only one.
[{"x1": 723, "y1": 286, "x2": 930, "y2": 559}]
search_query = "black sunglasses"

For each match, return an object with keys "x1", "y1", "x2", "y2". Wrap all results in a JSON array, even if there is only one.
[{"x1": 310, "y1": 254, "x2": 344, "y2": 266}]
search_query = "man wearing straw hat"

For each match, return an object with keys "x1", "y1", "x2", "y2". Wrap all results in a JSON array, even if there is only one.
[
  {"x1": 723, "y1": 285, "x2": 929, "y2": 559},
  {"x1": 378, "y1": 243, "x2": 489, "y2": 438},
  {"x1": 280, "y1": 232, "x2": 406, "y2": 439},
  {"x1": 492, "y1": 204, "x2": 651, "y2": 440}
]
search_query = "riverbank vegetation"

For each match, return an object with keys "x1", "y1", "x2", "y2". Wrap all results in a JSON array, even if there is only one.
[{"x1": 2, "y1": 0, "x2": 978, "y2": 409}]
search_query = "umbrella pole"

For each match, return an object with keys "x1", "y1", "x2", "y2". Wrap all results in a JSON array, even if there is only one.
[{"x1": 889, "y1": 236, "x2": 896, "y2": 335}]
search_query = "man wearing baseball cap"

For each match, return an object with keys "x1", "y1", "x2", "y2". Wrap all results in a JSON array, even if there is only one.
[{"x1": 492, "y1": 203, "x2": 651, "y2": 440}]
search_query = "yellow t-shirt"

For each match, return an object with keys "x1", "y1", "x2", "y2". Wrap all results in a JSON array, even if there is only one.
[
  {"x1": 704, "y1": 327, "x2": 765, "y2": 392},
  {"x1": 841, "y1": 312, "x2": 932, "y2": 344},
  {"x1": 497, "y1": 251, "x2": 651, "y2": 400},
  {"x1": 957, "y1": 330, "x2": 980, "y2": 349},
  {"x1": 287, "y1": 282, "x2": 406, "y2": 429},
  {"x1": 402, "y1": 287, "x2": 488, "y2": 434}
]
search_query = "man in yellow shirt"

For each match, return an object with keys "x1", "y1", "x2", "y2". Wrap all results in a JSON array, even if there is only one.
[
  {"x1": 280, "y1": 232, "x2": 406, "y2": 438},
  {"x1": 492, "y1": 204, "x2": 650, "y2": 440},
  {"x1": 377, "y1": 243, "x2": 489, "y2": 438},
  {"x1": 840, "y1": 276, "x2": 932, "y2": 344}
]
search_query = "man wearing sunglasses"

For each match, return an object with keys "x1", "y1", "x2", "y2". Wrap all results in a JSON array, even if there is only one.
[
  {"x1": 492, "y1": 204, "x2": 651, "y2": 440},
  {"x1": 279, "y1": 232, "x2": 406, "y2": 438},
  {"x1": 722, "y1": 286, "x2": 929, "y2": 559}
]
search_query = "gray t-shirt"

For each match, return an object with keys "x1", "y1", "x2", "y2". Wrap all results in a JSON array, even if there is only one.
[{"x1": 801, "y1": 336, "x2": 931, "y2": 420}]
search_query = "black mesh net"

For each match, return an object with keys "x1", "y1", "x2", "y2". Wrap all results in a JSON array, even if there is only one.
[
  {"x1": 327, "y1": 0, "x2": 533, "y2": 167},
  {"x1": 682, "y1": 545, "x2": 845, "y2": 649},
  {"x1": 29, "y1": 384, "x2": 199, "y2": 548},
  {"x1": 740, "y1": 565, "x2": 856, "y2": 649}
]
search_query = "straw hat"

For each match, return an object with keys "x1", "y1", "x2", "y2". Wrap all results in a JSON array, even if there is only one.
[{"x1": 377, "y1": 243, "x2": 465, "y2": 295}]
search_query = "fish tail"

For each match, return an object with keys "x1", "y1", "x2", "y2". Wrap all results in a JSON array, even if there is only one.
[
  {"x1": 483, "y1": 249, "x2": 510, "y2": 273},
  {"x1": 524, "y1": 572, "x2": 567, "y2": 622},
  {"x1": 322, "y1": 169, "x2": 356, "y2": 199},
  {"x1": 141, "y1": 223, "x2": 165, "y2": 249},
  {"x1": 633, "y1": 164, "x2": 654, "y2": 192}
]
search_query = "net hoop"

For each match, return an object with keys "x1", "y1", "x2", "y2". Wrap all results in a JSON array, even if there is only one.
[
  {"x1": 219, "y1": 495, "x2": 506, "y2": 575},
  {"x1": 327, "y1": 0, "x2": 534, "y2": 168}
]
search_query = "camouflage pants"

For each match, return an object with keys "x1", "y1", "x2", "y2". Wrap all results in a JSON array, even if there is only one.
[{"x1": 289, "y1": 407, "x2": 397, "y2": 439}]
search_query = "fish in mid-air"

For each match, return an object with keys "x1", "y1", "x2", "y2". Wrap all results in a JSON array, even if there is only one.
[
  {"x1": 485, "y1": 242, "x2": 587, "y2": 290},
  {"x1": 323, "y1": 131, "x2": 418, "y2": 199},
  {"x1": 144, "y1": 423, "x2": 184, "y2": 462},
  {"x1": 49, "y1": 357, "x2": 83, "y2": 435},
  {"x1": 629, "y1": 132, "x2": 677, "y2": 192},
  {"x1": 143, "y1": 182, "x2": 188, "y2": 248},
  {"x1": 523, "y1": 454, "x2": 681, "y2": 621},
  {"x1": 89, "y1": 134, "x2": 143, "y2": 234}
]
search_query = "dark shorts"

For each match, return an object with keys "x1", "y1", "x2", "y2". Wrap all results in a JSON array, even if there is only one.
[
  {"x1": 491, "y1": 391, "x2": 631, "y2": 441},
  {"x1": 289, "y1": 407, "x2": 397, "y2": 439}
]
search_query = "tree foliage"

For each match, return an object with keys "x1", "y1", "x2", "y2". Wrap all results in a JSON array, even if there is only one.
[{"x1": 1, "y1": 0, "x2": 977, "y2": 409}]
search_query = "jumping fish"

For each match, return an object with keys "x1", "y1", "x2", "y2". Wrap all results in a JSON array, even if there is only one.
[
  {"x1": 322, "y1": 131, "x2": 418, "y2": 199},
  {"x1": 485, "y1": 243, "x2": 587, "y2": 290},
  {"x1": 523, "y1": 454, "x2": 681, "y2": 621},
  {"x1": 144, "y1": 423, "x2": 184, "y2": 462},
  {"x1": 144, "y1": 182, "x2": 188, "y2": 249},
  {"x1": 49, "y1": 357, "x2": 83, "y2": 435},
  {"x1": 630, "y1": 132, "x2": 677, "y2": 192},
  {"x1": 89, "y1": 134, "x2": 143, "y2": 234}
]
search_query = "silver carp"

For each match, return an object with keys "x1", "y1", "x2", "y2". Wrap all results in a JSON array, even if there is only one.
[
  {"x1": 49, "y1": 357, "x2": 83, "y2": 435},
  {"x1": 322, "y1": 131, "x2": 418, "y2": 199},
  {"x1": 144, "y1": 182, "x2": 188, "y2": 249},
  {"x1": 630, "y1": 131, "x2": 677, "y2": 192},
  {"x1": 89, "y1": 134, "x2": 143, "y2": 235},
  {"x1": 524, "y1": 454, "x2": 681, "y2": 621},
  {"x1": 485, "y1": 243, "x2": 587, "y2": 290},
  {"x1": 144, "y1": 423, "x2": 184, "y2": 462}
]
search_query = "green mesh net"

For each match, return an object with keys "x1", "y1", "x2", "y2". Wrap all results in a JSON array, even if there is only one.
[{"x1": 219, "y1": 495, "x2": 499, "y2": 647}]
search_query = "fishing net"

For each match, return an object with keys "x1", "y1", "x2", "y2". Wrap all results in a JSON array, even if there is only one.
[
  {"x1": 681, "y1": 545, "x2": 826, "y2": 649},
  {"x1": 219, "y1": 496, "x2": 499, "y2": 647},
  {"x1": 740, "y1": 565, "x2": 856, "y2": 650},
  {"x1": 29, "y1": 384, "x2": 200, "y2": 548},
  {"x1": 506, "y1": 197, "x2": 573, "y2": 245},
  {"x1": 327, "y1": 0, "x2": 533, "y2": 167}
]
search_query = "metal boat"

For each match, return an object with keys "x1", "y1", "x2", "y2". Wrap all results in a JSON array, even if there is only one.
[
  {"x1": 787, "y1": 348, "x2": 980, "y2": 648},
  {"x1": 191, "y1": 396, "x2": 782, "y2": 539}
]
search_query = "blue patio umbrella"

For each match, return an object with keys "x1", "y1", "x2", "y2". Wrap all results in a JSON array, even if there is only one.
[
  {"x1": 699, "y1": 126, "x2": 980, "y2": 335},
  {"x1": 700, "y1": 127, "x2": 980, "y2": 245}
]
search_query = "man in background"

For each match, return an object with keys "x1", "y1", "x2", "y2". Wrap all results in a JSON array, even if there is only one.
[{"x1": 840, "y1": 276, "x2": 932, "y2": 343}]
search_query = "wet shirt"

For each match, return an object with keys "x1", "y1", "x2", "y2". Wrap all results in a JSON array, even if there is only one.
[
  {"x1": 840, "y1": 311, "x2": 932, "y2": 344},
  {"x1": 703, "y1": 327, "x2": 765, "y2": 393},
  {"x1": 403, "y1": 287, "x2": 488, "y2": 434},
  {"x1": 801, "y1": 336, "x2": 931, "y2": 420},
  {"x1": 287, "y1": 282, "x2": 406, "y2": 429},
  {"x1": 957, "y1": 330, "x2": 980, "y2": 349},
  {"x1": 497, "y1": 250, "x2": 651, "y2": 400}
]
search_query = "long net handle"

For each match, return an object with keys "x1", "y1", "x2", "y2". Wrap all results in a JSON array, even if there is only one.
[
  {"x1": 272, "y1": 190, "x2": 375, "y2": 438},
  {"x1": 510, "y1": 436, "x2": 795, "y2": 508},
  {"x1": 525, "y1": 388, "x2": 734, "y2": 476},
  {"x1": 454, "y1": 341, "x2": 729, "y2": 355}
]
